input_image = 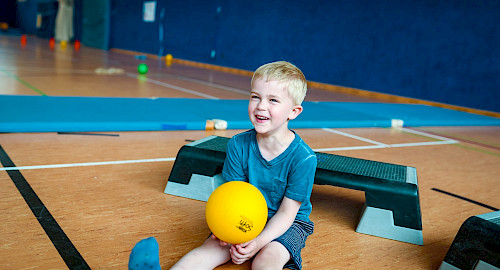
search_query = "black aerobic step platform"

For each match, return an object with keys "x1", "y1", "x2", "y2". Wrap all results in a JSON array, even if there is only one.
[
  {"x1": 439, "y1": 211, "x2": 500, "y2": 270},
  {"x1": 164, "y1": 135, "x2": 423, "y2": 245}
]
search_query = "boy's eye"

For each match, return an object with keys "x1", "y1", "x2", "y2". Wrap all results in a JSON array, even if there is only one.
[
  {"x1": 270, "y1": 98, "x2": 279, "y2": 103},
  {"x1": 251, "y1": 95, "x2": 260, "y2": 100}
]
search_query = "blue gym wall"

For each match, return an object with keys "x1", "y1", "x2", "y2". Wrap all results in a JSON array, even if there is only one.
[{"x1": 110, "y1": 0, "x2": 499, "y2": 113}]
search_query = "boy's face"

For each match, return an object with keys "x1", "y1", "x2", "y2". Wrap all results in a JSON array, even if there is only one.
[{"x1": 248, "y1": 78, "x2": 302, "y2": 136}]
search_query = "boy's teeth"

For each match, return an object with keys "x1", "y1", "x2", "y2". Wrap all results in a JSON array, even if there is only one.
[{"x1": 256, "y1": 116, "x2": 269, "y2": 120}]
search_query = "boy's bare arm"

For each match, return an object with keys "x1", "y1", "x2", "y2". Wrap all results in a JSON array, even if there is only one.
[
  {"x1": 229, "y1": 197, "x2": 301, "y2": 263},
  {"x1": 258, "y1": 196, "x2": 302, "y2": 245}
]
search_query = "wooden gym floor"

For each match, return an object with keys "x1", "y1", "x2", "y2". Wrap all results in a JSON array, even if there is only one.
[{"x1": 0, "y1": 34, "x2": 499, "y2": 269}]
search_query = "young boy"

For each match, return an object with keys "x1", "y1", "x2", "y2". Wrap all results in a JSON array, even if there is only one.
[{"x1": 171, "y1": 61, "x2": 316, "y2": 270}]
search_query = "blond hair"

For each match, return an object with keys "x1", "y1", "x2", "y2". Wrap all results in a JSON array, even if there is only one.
[{"x1": 251, "y1": 61, "x2": 307, "y2": 105}]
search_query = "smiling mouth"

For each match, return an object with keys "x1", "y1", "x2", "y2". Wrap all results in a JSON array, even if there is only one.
[{"x1": 255, "y1": 115, "x2": 269, "y2": 121}]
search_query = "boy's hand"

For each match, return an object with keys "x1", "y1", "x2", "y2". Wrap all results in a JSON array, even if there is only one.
[
  {"x1": 229, "y1": 240, "x2": 259, "y2": 264},
  {"x1": 210, "y1": 234, "x2": 229, "y2": 246}
]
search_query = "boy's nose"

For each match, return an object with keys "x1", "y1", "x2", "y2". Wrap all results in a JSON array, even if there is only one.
[{"x1": 256, "y1": 100, "x2": 267, "y2": 110}]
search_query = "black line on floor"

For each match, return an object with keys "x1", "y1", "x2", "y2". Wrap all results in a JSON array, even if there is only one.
[
  {"x1": 57, "y1": 132, "x2": 119, "y2": 137},
  {"x1": 431, "y1": 188, "x2": 499, "y2": 211},
  {"x1": 0, "y1": 145, "x2": 90, "y2": 269}
]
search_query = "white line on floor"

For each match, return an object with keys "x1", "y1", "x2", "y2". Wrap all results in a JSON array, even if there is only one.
[
  {"x1": 313, "y1": 145, "x2": 388, "y2": 152},
  {"x1": 322, "y1": 128, "x2": 389, "y2": 146},
  {"x1": 0, "y1": 158, "x2": 176, "y2": 171},
  {"x1": 0, "y1": 128, "x2": 459, "y2": 171},
  {"x1": 126, "y1": 73, "x2": 219, "y2": 100},
  {"x1": 389, "y1": 140, "x2": 458, "y2": 148},
  {"x1": 399, "y1": 127, "x2": 459, "y2": 142},
  {"x1": 312, "y1": 140, "x2": 457, "y2": 152},
  {"x1": 169, "y1": 74, "x2": 249, "y2": 95},
  {"x1": 314, "y1": 127, "x2": 458, "y2": 152}
]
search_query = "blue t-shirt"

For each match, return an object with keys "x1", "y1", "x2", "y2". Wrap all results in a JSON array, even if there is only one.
[{"x1": 222, "y1": 129, "x2": 317, "y2": 222}]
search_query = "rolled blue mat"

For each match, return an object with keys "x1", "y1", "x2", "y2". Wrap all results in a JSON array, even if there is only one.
[{"x1": 1, "y1": 95, "x2": 498, "y2": 133}]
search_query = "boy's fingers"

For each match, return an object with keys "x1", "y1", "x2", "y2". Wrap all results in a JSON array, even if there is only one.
[
  {"x1": 239, "y1": 241, "x2": 249, "y2": 247},
  {"x1": 230, "y1": 248, "x2": 247, "y2": 260},
  {"x1": 230, "y1": 247, "x2": 241, "y2": 257},
  {"x1": 231, "y1": 253, "x2": 247, "y2": 265},
  {"x1": 236, "y1": 245, "x2": 246, "y2": 253},
  {"x1": 236, "y1": 241, "x2": 254, "y2": 253},
  {"x1": 211, "y1": 234, "x2": 229, "y2": 246},
  {"x1": 232, "y1": 258, "x2": 245, "y2": 265}
]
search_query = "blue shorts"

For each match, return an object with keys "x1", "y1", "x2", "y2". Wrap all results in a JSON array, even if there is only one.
[{"x1": 273, "y1": 219, "x2": 314, "y2": 270}]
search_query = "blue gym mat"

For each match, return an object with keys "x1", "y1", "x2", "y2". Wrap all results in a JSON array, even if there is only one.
[{"x1": 0, "y1": 95, "x2": 499, "y2": 132}]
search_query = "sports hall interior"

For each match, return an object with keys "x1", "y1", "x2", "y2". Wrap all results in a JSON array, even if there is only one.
[{"x1": 1, "y1": 1, "x2": 499, "y2": 269}]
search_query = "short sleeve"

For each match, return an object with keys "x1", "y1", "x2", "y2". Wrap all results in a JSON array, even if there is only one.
[
  {"x1": 284, "y1": 153, "x2": 317, "y2": 203},
  {"x1": 222, "y1": 137, "x2": 247, "y2": 182}
]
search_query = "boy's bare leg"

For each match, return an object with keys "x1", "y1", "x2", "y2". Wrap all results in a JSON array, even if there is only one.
[
  {"x1": 170, "y1": 237, "x2": 232, "y2": 270},
  {"x1": 251, "y1": 242, "x2": 290, "y2": 270}
]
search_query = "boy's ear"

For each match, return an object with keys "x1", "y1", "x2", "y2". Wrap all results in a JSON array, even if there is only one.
[{"x1": 288, "y1": 105, "x2": 303, "y2": 121}]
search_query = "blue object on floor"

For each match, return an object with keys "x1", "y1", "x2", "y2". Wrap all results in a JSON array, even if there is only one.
[
  {"x1": 129, "y1": 237, "x2": 161, "y2": 270},
  {"x1": 0, "y1": 95, "x2": 499, "y2": 132}
]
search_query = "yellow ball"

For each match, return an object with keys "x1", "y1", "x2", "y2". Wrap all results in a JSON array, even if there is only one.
[{"x1": 206, "y1": 181, "x2": 268, "y2": 244}]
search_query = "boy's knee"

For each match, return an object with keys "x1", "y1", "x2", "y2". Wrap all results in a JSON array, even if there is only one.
[
  {"x1": 171, "y1": 239, "x2": 232, "y2": 270},
  {"x1": 169, "y1": 264, "x2": 189, "y2": 270},
  {"x1": 252, "y1": 242, "x2": 290, "y2": 270}
]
